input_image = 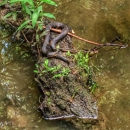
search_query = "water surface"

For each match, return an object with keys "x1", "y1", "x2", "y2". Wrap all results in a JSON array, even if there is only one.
[{"x1": 53, "y1": 0, "x2": 130, "y2": 129}]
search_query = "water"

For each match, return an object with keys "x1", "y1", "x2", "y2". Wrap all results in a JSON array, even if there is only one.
[
  {"x1": 53, "y1": 0, "x2": 130, "y2": 129},
  {"x1": 0, "y1": 28, "x2": 76, "y2": 130},
  {"x1": 0, "y1": 0, "x2": 130, "y2": 129}
]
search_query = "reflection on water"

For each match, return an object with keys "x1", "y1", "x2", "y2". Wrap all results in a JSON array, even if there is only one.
[{"x1": 0, "y1": 0, "x2": 130, "y2": 129}]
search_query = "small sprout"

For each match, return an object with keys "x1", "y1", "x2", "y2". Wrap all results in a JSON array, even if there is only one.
[
  {"x1": 47, "y1": 98, "x2": 51, "y2": 105},
  {"x1": 90, "y1": 82, "x2": 97, "y2": 94},
  {"x1": 35, "y1": 64, "x2": 39, "y2": 68},
  {"x1": 66, "y1": 51, "x2": 72, "y2": 57},
  {"x1": 46, "y1": 92, "x2": 50, "y2": 96},
  {"x1": 39, "y1": 73, "x2": 43, "y2": 76},
  {"x1": 33, "y1": 70, "x2": 38, "y2": 73},
  {"x1": 53, "y1": 73, "x2": 62, "y2": 78},
  {"x1": 56, "y1": 45, "x2": 60, "y2": 49}
]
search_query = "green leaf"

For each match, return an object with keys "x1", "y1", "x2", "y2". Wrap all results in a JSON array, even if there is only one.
[
  {"x1": 35, "y1": 64, "x2": 39, "y2": 68},
  {"x1": 16, "y1": 20, "x2": 31, "y2": 31},
  {"x1": 41, "y1": 0, "x2": 57, "y2": 6},
  {"x1": 39, "y1": 73, "x2": 43, "y2": 76},
  {"x1": 3, "y1": 12, "x2": 17, "y2": 21},
  {"x1": 3, "y1": 12, "x2": 14, "y2": 19},
  {"x1": 46, "y1": 92, "x2": 50, "y2": 96},
  {"x1": 38, "y1": 24, "x2": 43, "y2": 31},
  {"x1": 43, "y1": 13, "x2": 56, "y2": 19},
  {"x1": 26, "y1": 0, "x2": 34, "y2": 8},
  {"x1": 37, "y1": 6, "x2": 43, "y2": 14},
  {"x1": 32, "y1": 6, "x2": 42, "y2": 28},
  {"x1": 10, "y1": 0, "x2": 34, "y2": 8},
  {"x1": 24, "y1": 6, "x2": 31, "y2": 15},
  {"x1": 0, "y1": 0, "x2": 8, "y2": 6},
  {"x1": 53, "y1": 74, "x2": 62, "y2": 78},
  {"x1": 90, "y1": 82, "x2": 97, "y2": 94},
  {"x1": 33, "y1": 70, "x2": 38, "y2": 73},
  {"x1": 36, "y1": 34, "x2": 40, "y2": 42},
  {"x1": 10, "y1": 0, "x2": 23, "y2": 3},
  {"x1": 25, "y1": 25, "x2": 33, "y2": 29},
  {"x1": 32, "y1": 10, "x2": 38, "y2": 28},
  {"x1": 44, "y1": 59, "x2": 49, "y2": 66},
  {"x1": 12, "y1": 12, "x2": 17, "y2": 21}
]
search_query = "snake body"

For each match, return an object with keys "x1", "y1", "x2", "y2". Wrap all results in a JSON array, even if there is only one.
[{"x1": 42, "y1": 21, "x2": 70, "y2": 64}]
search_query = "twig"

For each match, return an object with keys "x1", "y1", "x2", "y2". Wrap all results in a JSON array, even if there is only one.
[
  {"x1": 22, "y1": 31, "x2": 30, "y2": 43},
  {"x1": 43, "y1": 26, "x2": 102, "y2": 46},
  {"x1": 43, "y1": 26, "x2": 127, "y2": 48}
]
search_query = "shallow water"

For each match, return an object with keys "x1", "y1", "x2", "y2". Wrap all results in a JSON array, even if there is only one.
[
  {"x1": 0, "y1": 28, "x2": 76, "y2": 130},
  {"x1": 0, "y1": 0, "x2": 130, "y2": 129},
  {"x1": 53, "y1": 0, "x2": 130, "y2": 129}
]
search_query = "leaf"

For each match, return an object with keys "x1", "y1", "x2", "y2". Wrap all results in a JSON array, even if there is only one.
[
  {"x1": 3, "y1": 12, "x2": 14, "y2": 19},
  {"x1": 35, "y1": 64, "x2": 39, "y2": 68},
  {"x1": 46, "y1": 92, "x2": 50, "y2": 96},
  {"x1": 32, "y1": 6, "x2": 42, "y2": 28},
  {"x1": 53, "y1": 74, "x2": 62, "y2": 78},
  {"x1": 41, "y1": 0, "x2": 57, "y2": 6},
  {"x1": 38, "y1": 24, "x2": 43, "y2": 31},
  {"x1": 3, "y1": 12, "x2": 17, "y2": 21},
  {"x1": 43, "y1": 13, "x2": 56, "y2": 19},
  {"x1": 25, "y1": 25, "x2": 33, "y2": 29},
  {"x1": 10, "y1": 0, "x2": 23, "y2": 3},
  {"x1": 37, "y1": 6, "x2": 43, "y2": 14},
  {"x1": 44, "y1": 59, "x2": 49, "y2": 66},
  {"x1": 39, "y1": 73, "x2": 43, "y2": 76},
  {"x1": 12, "y1": 12, "x2": 17, "y2": 21},
  {"x1": 36, "y1": 34, "x2": 40, "y2": 42},
  {"x1": 90, "y1": 82, "x2": 97, "y2": 94},
  {"x1": 24, "y1": 6, "x2": 32, "y2": 15},
  {"x1": 26, "y1": 0, "x2": 34, "y2": 8},
  {"x1": 32, "y1": 11, "x2": 38, "y2": 28},
  {"x1": 33, "y1": 70, "x2": 38, "y2": 73},
  {"x1": 16, "y1": 20, "x2": 31, "y2": 31},
  {"x1": 0, "y1": 0, "x2": 8, "y2": 6}
]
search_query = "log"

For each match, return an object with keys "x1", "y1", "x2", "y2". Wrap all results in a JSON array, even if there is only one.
[{"x1": 32, "y1": 22, "x2": 98, "y2": 120}]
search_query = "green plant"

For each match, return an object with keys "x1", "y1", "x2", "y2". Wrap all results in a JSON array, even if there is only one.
[
  {"x1": 86, "y1": 69, "x2": 98, "y2": 93},
  {"x1": 74, "y1": 52, "x2": 90, "y2": 73},
  {"x1": 47, "y1": 98, "x2": 51, "y2": 105},
  {"x1": 74, "y1": 52, "x2": 98, "y2": 93},
  {"x1": 1, "y1": 0, "x2": 57, "y2": 31},
  {"x1": 90, "y1": 81, "x2": 97, "y2": 93},
  {"x1": 42, "y1": 59, "x2": 61, "y2": 73},
  {"x1": 53, "y1": 67, "x2": 70, "y2": 78},
  {"x1": 34, "y1": 59, "x2": 71, "y2": 78},
  {"x1": 66, "y1": 51, "x2": 72, "y2": 57}
]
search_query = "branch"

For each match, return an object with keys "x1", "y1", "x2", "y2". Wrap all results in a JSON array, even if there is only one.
[
  {"x1": 43, "y1": 26, "x2": 102, "y2": 46},
  {"x1": 42, "y1": 26, "x2": 127, "y2": 49}
]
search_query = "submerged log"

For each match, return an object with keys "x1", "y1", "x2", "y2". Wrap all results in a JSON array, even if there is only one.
[{"x1": 32, "y1": 21, "x2": 98, "y2": 120}]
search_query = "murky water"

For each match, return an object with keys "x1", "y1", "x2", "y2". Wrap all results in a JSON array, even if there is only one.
[
  {"x1": 0, "y1": 28, "x2": 76, "y2": 129},
  {"x1": 53, "y1": 0, "x2": 130, "y2": 129},
  {"x1": 0, "y1": 0, "x2": 130, "y2": 129}
]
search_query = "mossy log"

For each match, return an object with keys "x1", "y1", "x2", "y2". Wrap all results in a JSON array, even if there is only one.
[{"x1": 32, "y1": 22, "x2": 98, "y2": 120}]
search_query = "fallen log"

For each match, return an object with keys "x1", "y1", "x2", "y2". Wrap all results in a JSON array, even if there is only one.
[{"x1": 32, "y1": 21, "x2": 98, "y2": 120}]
